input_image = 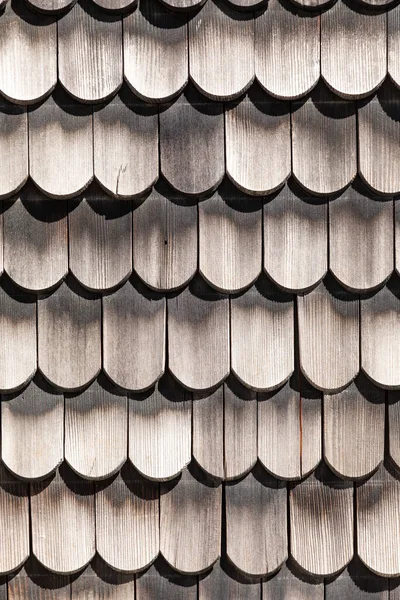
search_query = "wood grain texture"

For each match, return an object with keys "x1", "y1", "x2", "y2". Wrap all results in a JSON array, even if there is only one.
[
  {"x1": 292, "y1": 86, "x2": 356, "y2": 195},
  {"x1": 388, "y1": 6, "x2": 400, "y2": 92},
  {"x1": 159, "y1": 0, "x2": 204, "y2": 9},
  {"x1": 168, "y1": 279, "x2": 229, "y2": 390},
  {"x1": 0, "y1": 466, "x2": 29, "y2": 573},
  {"x1": 289, "y1": 0, "x2": 331, "y2": 6},
  {"x1": 65, "y1": 379, "x2": 127, "y2": 480},
  {"x1": 199, "y1": 562, "x2": 260, "y2": 599},
  {"x1": 198, "y1": 188, "x2": 262, "y2": 292},
  {"x1": 8, "y1": 564, "x2": 69, "y2": 600},
  {"x1": 68, "y1": 196, "x2": 132, "y2": 291},
  {"x1": 94, "y1": 94, "x2": 158, "y2": 198},
  {"x1": 395, "y1": 201, "x2": 400, "y2": 279},
  {"x1": 93, "y1": 0, "x2": 136, "y2": 11},
  {"x1": 124, "y1": 0, "x2": 188, "y2": 102},
  {"x1": 321, "y1": 0, "x2": 386, "y2": 98},
  {"x1": 0, "y1": 283, "x2": 36, "y2": 392},
  {"x1": 160, "y1": 88, "x2": 224, "y2": 195},
  {"x1": 263, "y1": 184, "x2": 327, "y2": 292},
  {"x1": 324, "y1": 378, "x2": 385, "y2": 479},
  {"x1": 361, "y1": 284, "x2": 400, "y2": 389},
  {"x1": 96, "y1": 470, "x2": 159, "y2": 572},
  {"x1": 29, "y1": 93, "x2": 93, "y2": 198},
  {"x1": 103, "y1": 281, "x2": 165, "y2": 391},
  {"x1": 0, "y1": 100, "x2": 28, "y2": 199},
  {"x1": 24, "y1": 0, "x2": 76, "y2": 13},
  {"x1": 325, "y1": 561, "x2": 389, "y2": 599},
  {"x1": 255, "y1": 0, "x2": 319, "y2": 99},
  {"x1": 389, "y1": 392, "x2": 400, "y2": 470},
  {"x1": 357, "y1": 465, "x2": 400, "y2": 576},
  {"x1": 224, "y1": 383, "x2": 257, "y2": 479},
  {"x1": 58, "y1": 1, "x2": 122, "y2": 102},
  {"x1": 133, "y1": 186, "x2": 197, "y2": 291},
  {"x1": 290, "y1": 467, "x2": 354, "y2": 576},
  {"x1": 225, "y1": 88, "x2": 290, "y2": 195},
  {"x1": 226, "y1": 471, "x2": 287, "y2": 576},
  {"x1": 4, "y1": 192, "x2": 68, "y2": 292},
  {"x1": 231, "y1": 282, "x2": 293, "y2": 391},
  {"x1": 160, "y1": 469, "x2": 221, "y2": 573},
  {"x1": 263, "y1": 563, "x2": 324, "y2": 599},
  {"x1": 189, "y1": 0, "x2": 253, "y2": 100},
  {"x1": 301, "y1": 382, "x2": 322, "y2": 477},
  {"x1": 358, "y1": 84, "x2": 400, "y2": 194},
  {"x1": 2, "y1": 380, "x2": 63, "y2": 480},
  {"x1": 298, "y1": 280, "x2": 359, "y2": 392},
  {"x1": 31, "y1": 469, "x2": 95, "y2": 574},
  {"x1": 38, "y1": 282, "x2": 101, "y2": 390},
  {"x1": 329, "y1": 185, "x2": 393, "y2": 291},
  {"x1": 71, "y1": 564, "x2": 135, "y2": 599},
  {"x1": 193, "y1": 387, "x2": 224, "y2": 479},
  {"x1": 136, "y1": 564, "x2": 197, "y2": 599},
  {"x1": 129, "y1": 378, "x2": 191, "y2": 480},
  {"x1": 0, "y1": 0, "x2": 56, "y2": 103}
]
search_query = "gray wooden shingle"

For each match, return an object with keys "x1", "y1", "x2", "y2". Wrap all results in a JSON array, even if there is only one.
[
  {"x1": 103, "y1": 281, "x2": 165, "y2": 391},
  {"x1": 68, "y1": 196, "x2": 132, "y2": 292},
  {"x1": 198, "y1": 189, "x2": 262, "y2": 293},
  {"x1": 38, "y1": 282, "x2": 101, "y2": 390},
  {"x1": 189, "y1": 0, "x2": 254, "y2": 100},
  {"x1": 94, "y1": 94, "x2": 158, "y2": 198},
  {"x1": 8, "y1": 564, "x2": 70, "y2": 600},
  {"x1": 199, "y1": 562, "x2": 261, "y2": 599},
  {"x1": 192, "y1": 387, "x2": 224, "y2": 480},
  {"x1": 25, "y1": 0, "x2": 76, "y2": 12},
  {"x1": 58, "y1": 1, "x2": 122, "y2": 102},
  {"x1": 124, "y1": 0, "x2": 188, "y2": 102},
  {"x1": 231, "y1": 282, "x2": 294, "y2": 391},
  {"x1": 321, "y1": 0, "x2": 386, "y2": 99},
  {"x1": 93, "y1": 0, "x2": 136, "y2": 11},
  {"x1": 96, "y1": 471, "x2": 159, "y2": 572},
  {"x1": 225, "y1": 89, "x2": 290, "y2": 195},
  {"x1": 224, "y1": 383, "x2": 257, "y2": 479},
  {"x1": 389, "y1": 392, "x2": 400, "y2": 471},
  {"x1": 325, "y1": 561, "x2": 389, "y2": 599},
  {"x1": 388, "y1": 6, "x2": 400, "y2": 94},
  {"x1": 0, "y1": 466, "x2": 29, "y2": 574},
  {"x1": 226, "y1": 471, "x2": 287, "y2": 575},
  {"x1": 160, "y1": 469, "x2": 221, "y2": 573},
  {"x1": 65, "y1": 379, "x2": 127, "y2": 480},
  {"x1": 129, "y1": 378, "x2": 191, "y2": 480},
  {"x1": 263, "y1": 563, "x2": 324, "y2": 599},
  {"x1": 136, "y1": 564, "x2": 197, "y2": 600},
  {"x1": 4, "y1": 192, "x2": 68, "y2": 292},
  {"x1": 2, "y1": 380, "x2": 63, "y2": 480},
  {"x1": 0, "y1": 101, "x2": 27, "y2": 199},
  {"x1": 255, "y1": 0, "x2": 319, "y2": 99},
  {"x1": 71, "y1": 564, "x2": 135, "y2": 599}
]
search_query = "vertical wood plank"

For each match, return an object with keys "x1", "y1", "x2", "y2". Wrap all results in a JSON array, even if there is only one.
[
  {"x1": 0, "y1": 100, "x2": 27, "y2": 199},
  {"x1": 224, "y1": 382, "x2": 257, "y2": 480},
  {"x1": 71, "y1": 563, "x2": 135, "y2": 600},
  {"x1": 199, "y1": 562, "x2": 261, "y2": 599},
  {"x1": 8, "y1": 563, "x2": 70, "y2": 600},
  {"x1": 326, "y1": 560, "x2": 388, "y2": 599},
  {"x1": 193, "y1": 387, "x2": 224, "y2": 480},
  {"x1": 263, "y1": 563, "x2": 324, "y2": 599},
  {"x1": 0, "y1": 466, "x2": 29, "y2": 573},
  {"x1": 136, "y1": 563, "x2": 197, "y2": 599}
]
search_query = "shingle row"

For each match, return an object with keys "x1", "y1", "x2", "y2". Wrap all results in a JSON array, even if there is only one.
[
  {"x1": 1, "y1": 460, "x2": 400, "y2": 577},
  {"x1": 1, "y1": 0, "x2": 400, "y2": 105},
  {"x1": 4, "y1": 83, "x2": 400, "y2": 199}
]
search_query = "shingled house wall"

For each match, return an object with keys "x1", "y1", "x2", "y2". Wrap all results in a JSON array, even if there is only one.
[{"x1": 0, "y1": 0, "x2": 398, "y2": 596}]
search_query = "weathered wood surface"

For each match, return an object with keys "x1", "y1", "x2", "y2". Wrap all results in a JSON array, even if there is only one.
[
  {"x1": 389, "y1": 392, "x2": 400, "y2": 469},
  {"x1": 189, "y1": 0, "x2": 253, "y2": 100},
  {"x1": 198, "y1": 190, "x2": 262, "y2": 292},
  {"x1": 290, "y1": 468, "x2": 354, "y2": 576},
  {"x1": 200, "y1": 562, "x2": 260, "y2": 599},
  {"x1": 133, "y1": 187, "x2": 197, "y2": 291},
  {"x1": 124, "y1": 0, "x2": 188, "y2": 102},
  {"x1": 255, "y1": 0, "x2": 319, "y2": 99},
  {"x1": 0, "y1": 466, "x2": 29, "y2": 573},
  {"x1": 325, "y1": 561, "x2": 388, "y2": 599},
  {"x1": 65, "y1": 379, "x2": 127, "y2": 480},
  {"x1": 263, "y1": 564, "x2": 324, "y2": 599},
  {"x1": 225, "y1": 91, "x2": 290, "y2": 194},
  {"x1": 329, "y1": 185, "x2": 393, "y2": 291},
  {"x1": 129, "y1": 378, "x2": 191, "y2": 480},
  {"x1": 226, "y1": 471, "x2": 287, "y2": 576},
  {"x1": 160, "y1": 88, "x2": 224, "y2": 195},
  {"x1": 224, "y1": 384, "x2": 257, "y2": 480},
  {"x1": 93, "y1": 0, "x2": 136, "y2": 11},
  {"x1": 31, "y1": 470, "x2": 95, "y2": 573},
  {"x1": 324, "y1": 379, "x2": 385, "y2": 479},
  {"x1": 160, "y1": 469, "x2": 221, "y2": 573},
  {"x1": 136, "y1": 564, "x2": 197, "y2": 600},
  {"x1": 26, "y1": 0, "x2": 77, "y2": 12},
  {"x1": 2, "y1": 380, "x2": 63, "y2": 480},
  {"x1": 58, "y1": 1, "x2": 122, "y2": 102},
  {"x1": 68, "y1": 197, "x2": 132, "y2": 291},
  {"x1": 103, "y1": 281, "x2": 165, "y2": 391},
  {"x1": 231, "y1": 282, "x2": 293, "y2": 391},
  {"x1": 292, "y1": 87, "x2": 356, "y2": 194},
  {"x1": 168, "y1": 279, "x2": 229, "y2": 390},
  {"x1": 388, "y1": 6, "x2": 400, "y2": 92},
  {"x1": 4, "y1": 193, "x2": 68, "y2": 292},
  {"x1": 94, "y1": 95, "x2": 158, "y2": 198},
  {"x1": 298, "y1": 280, "x2": 359, "y2": 392},
  {"x1": 71, "y1": 564, "x2": 135, "y2": 599},
  {"x1": 0, "y1": 0, "x2": 56, "y2": 103},
  {"x1": 321, "y1": 0, "x2": 386, "y2": 98},
  {"x1": 263, "y1": 185, "x2": 327, "y2": 292},
  {"x1": 29, "y1": 93, "x2": 93, "y2": 198},
  {"x1": 192, "y1": 387, "x2": 224, "y2": 479},
  {"x1": 38, "y1": 282, "x2": 101, "y2": 390},
  {"x1": 0, "y1": 101, "x2": 27, "y2": 199},
  {"x1": 96, "y1": 471, "x2": 159, "y2": 572},
  {"x1": 8, "y1": 564, "x2": 70, "y2": 600}
]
